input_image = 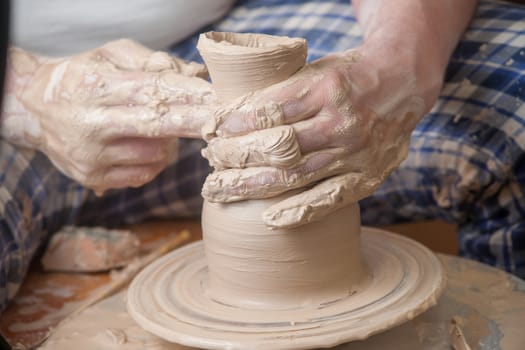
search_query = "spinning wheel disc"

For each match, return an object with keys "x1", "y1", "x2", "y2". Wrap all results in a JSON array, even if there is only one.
[{"x1": 127, "y1": 227, "x2": 445, "y2": 350}]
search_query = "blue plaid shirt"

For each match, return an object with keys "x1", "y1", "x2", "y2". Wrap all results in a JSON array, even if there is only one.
[{"x1": 0, "y1": 0, "x2": 524, "y2": 312}]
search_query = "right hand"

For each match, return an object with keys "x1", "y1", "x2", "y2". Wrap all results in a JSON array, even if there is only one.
[
  {"x1": 7, "y1": 39, "x2": 216, "y2": 193},
  {"x1": 200, "y1": 44, "x2": 442, "y2": 229}
]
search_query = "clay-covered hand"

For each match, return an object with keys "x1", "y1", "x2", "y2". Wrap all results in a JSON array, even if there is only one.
[
  {"x1": 3, "y1": 39, "x2": 215, "y2": 193},
  {"x1": 201, "y1": 47, "x2": 442, "y2": 228}
]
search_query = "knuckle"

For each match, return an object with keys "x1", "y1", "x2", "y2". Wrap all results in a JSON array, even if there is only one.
[
  {"x1": 280, "y1": 169, "x2": 302, "y2": 187},
  {"x1": 144, "y1": 51, "x2": 175, "y2": 72},
  {"x1": 261, "y1": 126, "x2": 301, "y2": 168},
  {"x1": 321, "y1": 68, "x2": 344, "y2": 87},
  {"x1": 306, "y1": 68, "x2": 350, "y2": 109},
  {"x1": 253, "y1": 101, "x2": 284, "y2": 130},
  {"x1": 88, "y1": 48, "x2": 108, "y2": 63}
]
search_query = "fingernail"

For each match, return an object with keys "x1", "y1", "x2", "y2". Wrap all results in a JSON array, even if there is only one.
[{"x1": 219, "y1": 110, "x2": 246, "y2": 135}]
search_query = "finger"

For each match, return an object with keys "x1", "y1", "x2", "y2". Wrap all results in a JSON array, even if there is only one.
[
  {"x1": 97, "y1": 39, "x2": 154, "y2": 71},
  {"x1": 203, "y1": 105, "x2": 361, "y2": 168},
  {"x1": 96, "y1": 137, "x2": 178, "y2": 166},
  {"x1": 201, "y1": 148, "x2": 347, "y2": 202},
  {"x1": 93, "y1": 70, "x2": 215, "y2": 108},
  {"x1": 205, "y1": 62, "x2": 348, "y2": 140},
  {"x1": 162, "y1": 104, "x2": 214, "y2": 138},
  {"x1": 292, "y1": 105, "x2": 363, "y2": 155},
  {"x1": 204, "y1": 74, "x2": 325, "y2": 140},
  {"x1": 98, "y1": 39, "x2": 208, "y2": 78},
  {"x1": 89, "y1": 161, "x2": 168, "y2": 192},
  {"x1": 262, "y1": 172, "x2": 382, "y2": 229},
  {"x1": 202, "y1": 125, "x2": 301, "y2": 169},
  {"x1": 90, "y1": 104, "x2": 213, "y2": 140},
  {"x1": 142, "y1": 51, "x2": 208, "y2": 78},
  {"x1": 150, "y1": 54, "x2": 208, "y2": 78}
]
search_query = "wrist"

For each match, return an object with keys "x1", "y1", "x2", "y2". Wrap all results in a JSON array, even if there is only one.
[
  {"x1": 358, "y1": 34, "x2": 445, "y2": 112},
  {"x1": 5, "y1": 47, "x2": 43, "y2": 95},
  {"x1": 1, "y1": 48, "x2": 44, "y2": 148},
  {"x1": 352, "y1": 0, "x2": 477, "y2": 112}
]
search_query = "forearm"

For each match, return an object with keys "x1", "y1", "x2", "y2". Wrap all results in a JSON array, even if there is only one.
[
  {"x1": 1, "y1": 47, "x2": 43, "y2": 148},
  {"x1": 354, "y1": 0, "x2": 477, "y2": 65},
  {"x1": 352, "y1": 0, "x2": 478, "y2": 108}
]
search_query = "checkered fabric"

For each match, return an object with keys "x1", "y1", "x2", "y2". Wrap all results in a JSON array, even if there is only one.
[{"x1": 0, "y1": 0, "x2": 524, "y2": 312}]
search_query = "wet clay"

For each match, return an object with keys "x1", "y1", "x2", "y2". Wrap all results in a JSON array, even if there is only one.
[
  {"x1": 203, "y1": 199, "x2": 367, "y2": 309},
  {"x1": 204, "y1": 125, "x2": 301, "y2": 170},
  {"x1": 197, "y1": 31, "x2": 369, "y2": 309},
  {"x1": 127, "y1": 32, "x2": 444, "y2": 349},
  {"x1": 198, "y1": 31, "x2": 307, "y2": 170},
  {"x1": 196, "y1": 31, "x2": 307, "y2": 103},
  {"x1": 41, "y1": 227, "x2": 140, "y2": 273}
]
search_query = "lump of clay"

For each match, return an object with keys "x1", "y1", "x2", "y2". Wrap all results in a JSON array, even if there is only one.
[{"x1": 41, "y1": 226, "x2": 140, "y2": 273}]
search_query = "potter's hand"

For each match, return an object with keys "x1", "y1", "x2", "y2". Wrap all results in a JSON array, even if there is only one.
[
  {"x1": 2, "y1": 39, "x2": 216, "y2": 193},
  {"x1": 201, "y1": 46, "x2": 443, "y2": 228}
]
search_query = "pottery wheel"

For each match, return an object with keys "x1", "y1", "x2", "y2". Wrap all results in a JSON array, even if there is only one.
[{"x1": 127, "y1": 227, "x2": 445, "y2": 350}]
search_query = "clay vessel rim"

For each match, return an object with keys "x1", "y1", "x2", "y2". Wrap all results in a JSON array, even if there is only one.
[{"x1": 199, "y1": 31, "x2": 306, "y2": 54}]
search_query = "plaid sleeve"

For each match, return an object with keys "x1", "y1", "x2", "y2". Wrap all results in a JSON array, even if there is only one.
[{"x1": 0, "y1": 143, "x2": 68, "y2": 312}]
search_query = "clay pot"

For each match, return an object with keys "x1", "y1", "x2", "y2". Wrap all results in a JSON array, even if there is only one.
[{"x1": 198, "y1": 31, "x2": 367, "y2": 310}]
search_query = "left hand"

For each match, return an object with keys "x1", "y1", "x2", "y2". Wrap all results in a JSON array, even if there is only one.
[
  {"x1": 5, "y1": 39, "x2": 215, "y2": 194},
  {"x1": 201, "y1": 45, "x2": 442, "y2": 228}
]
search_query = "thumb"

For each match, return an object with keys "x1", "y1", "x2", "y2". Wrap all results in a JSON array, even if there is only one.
[
  {"x1": 98, "y1": 39, "x2": 208, "y2": 78},
  {"x1": 262, "y1": 172, "x2": 381, "y2": 228},
  {"x1": 98, "y1": 39, "x2": 154, "y2": 70}
]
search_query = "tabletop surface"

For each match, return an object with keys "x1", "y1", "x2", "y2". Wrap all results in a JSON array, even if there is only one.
[
  {"x1": 0, "y1": 219, "x2": 203, "y2": 349},
  {"x1": 1, "y1": 220, "x2": 524, "y2": 350}
]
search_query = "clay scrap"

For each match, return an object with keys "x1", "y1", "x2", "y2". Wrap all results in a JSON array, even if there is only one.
[{"x1": 41, "y1": 226, "x2": 140, "y2": 273}]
